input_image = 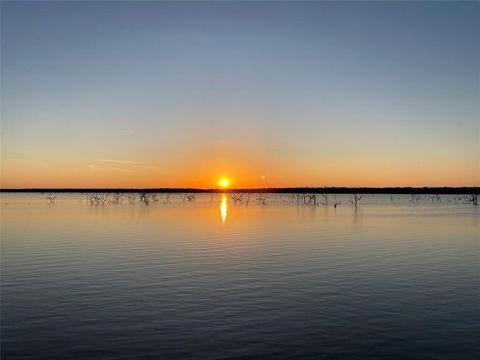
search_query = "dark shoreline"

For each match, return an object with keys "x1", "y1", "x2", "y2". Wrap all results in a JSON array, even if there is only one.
[{"x1": 1, "y1": 187, "x2": 478, "y2": 195}]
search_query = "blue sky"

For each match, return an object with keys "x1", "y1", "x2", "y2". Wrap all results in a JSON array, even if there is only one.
[{"x1": 2, "y1": 1, "x2": 479, "y2": 188}]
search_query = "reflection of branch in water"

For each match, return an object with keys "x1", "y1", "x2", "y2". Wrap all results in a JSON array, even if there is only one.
[
  {"x1": 353, "y1": 207, "x2": 363, "y2": 227},
  {"x1": 162, "y1": 194, "x2": 171, "y2": 204}
]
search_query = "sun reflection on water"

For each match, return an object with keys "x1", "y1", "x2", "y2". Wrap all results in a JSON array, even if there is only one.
[{"x1": 220, "y1": 195, "x2": 228, "y2": 224}]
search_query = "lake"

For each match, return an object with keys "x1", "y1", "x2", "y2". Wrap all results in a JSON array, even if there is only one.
[{"x1": 1, "y1": 193, "x2": 479, "y2": 359}]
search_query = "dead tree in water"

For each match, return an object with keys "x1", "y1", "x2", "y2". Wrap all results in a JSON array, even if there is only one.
[
  {"x1": 231, "y1": 194, "x2": 243, "y2": 204},
  {"x1": 182, "y1": 193, "x2": 196, "y2": 202},
  {"x1": 333, "y1": 196, "x2": 341, "y2": 208},
  {"x1": 321, "y1": 192, "x2": 328, "y2": 206},
  {"x1": 256, "y1": 194, "x2": 268, "y2": 205},
  {"x1": 139, "y1": 193, "x2": 150, "y2": 205},
  {"x1": 231, "y1": 193, "x2": 251, "y2": 206},
  {"x1": 350, "y1": 194, "x2": 363, "y2": 208},
  {"x1": 305, "y1": 194, "x2": 317, "y2": 206},
  {"x1": 282, "y1": 194, "x2": 296, "y2": 203},
  {"x1": 410, "y1": 194, "x2": 421, "y2": 203},
  {"x1": 87, "y1": 193, "x2": 109, "y2": 206},
  {"x1": 161, "y1": 194, "x2": 171, "y2": 204},
  {"x1": 46, "y1": 193, "x2": 56, "y2": 204},
  {"x1": 296, "y1": 194, "x2": 307, "y2": 205},
  {"x1": 127, "y1": 193, "x2": 136, "y2": 204},
  {"x1": 467, "y1": 194, "x2": 478, "y2": 206},
  {"x1": 111, "y1": 193, "x2": 122, "y2": 204}
]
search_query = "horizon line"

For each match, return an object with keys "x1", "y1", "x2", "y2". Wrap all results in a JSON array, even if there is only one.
[{"x1": 1, "y1": 186, "x2": 478, "y2": 195}]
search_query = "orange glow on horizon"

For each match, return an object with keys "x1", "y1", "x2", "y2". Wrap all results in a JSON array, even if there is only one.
[{"x1": 1, "y1": 154, "x2": 478, "y2": 189}]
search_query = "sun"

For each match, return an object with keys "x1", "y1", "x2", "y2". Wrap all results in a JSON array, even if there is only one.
[{"x1": 219, "y1": 178, "x2": 230, "y2": 188}]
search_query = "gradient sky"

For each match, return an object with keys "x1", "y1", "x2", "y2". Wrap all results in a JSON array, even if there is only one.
[{"x1": 1, "y1": 1, "x2": 479, "y2": 188}]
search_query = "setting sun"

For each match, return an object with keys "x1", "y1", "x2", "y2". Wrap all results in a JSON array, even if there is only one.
[{"x1": 219, "y1": 178, "x2": 230, "y2": 188}]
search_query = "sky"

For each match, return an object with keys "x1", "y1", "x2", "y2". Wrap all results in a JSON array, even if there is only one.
[{"x1": 1, "y1": 1, "x2": 479, "y2": 189}]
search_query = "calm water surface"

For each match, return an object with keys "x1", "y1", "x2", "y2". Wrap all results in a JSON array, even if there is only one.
[{"x1": 1, "y1": 193, "x2": 479, "y2": 359}]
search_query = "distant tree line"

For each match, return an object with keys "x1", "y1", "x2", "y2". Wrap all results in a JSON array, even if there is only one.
[{"x1": 2, "y1": 187, "x2": 478, "y2": 195}]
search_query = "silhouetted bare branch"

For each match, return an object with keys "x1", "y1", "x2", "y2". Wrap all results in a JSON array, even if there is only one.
[{"x1": 350, "y1": 194, "x2": 363, "y2": 208}]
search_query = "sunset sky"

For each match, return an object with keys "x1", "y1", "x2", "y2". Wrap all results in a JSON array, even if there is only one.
[{"x1": 1, "y1": 1, "x2": 479, "y2": 189}]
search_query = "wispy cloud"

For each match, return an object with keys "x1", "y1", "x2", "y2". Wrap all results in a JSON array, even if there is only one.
[
  {"x1": 95, "y1": 159, "x2": 138, "y2": 164},
  {"x1": 89, "y1": 159, "x2": 160, "y2": 171}
]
